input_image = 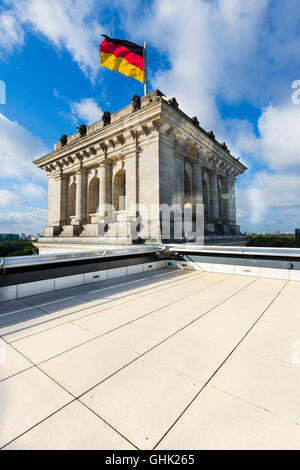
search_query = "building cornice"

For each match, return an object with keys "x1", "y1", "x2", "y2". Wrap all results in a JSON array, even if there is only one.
[{"x1": 34, "y1": 90, "x2": 247, "y2": 179}]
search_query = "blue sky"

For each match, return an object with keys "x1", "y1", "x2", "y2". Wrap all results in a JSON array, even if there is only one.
[{"x1": 1, "y1": 0, "x2": 300, "y2": 235}]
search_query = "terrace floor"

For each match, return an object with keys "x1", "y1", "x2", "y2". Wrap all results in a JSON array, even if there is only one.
[{"x1": 1, "y1": 268, "x2": 300, "y2": 450}]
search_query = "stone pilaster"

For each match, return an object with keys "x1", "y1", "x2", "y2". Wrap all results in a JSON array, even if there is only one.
[
  {"x1": 209, "y1": 172, "x2": 219, "y2": 222},
  {"x1": 47, "y1": 172, "x2": 68, "y2": 227},
  {"x1": 44, "y1": 172, "x2": 67, "y2": 236}
]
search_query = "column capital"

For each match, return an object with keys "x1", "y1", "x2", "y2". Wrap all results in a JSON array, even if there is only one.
[
  {"x1": 54, "y1": 172, "x2": 67, "y2": 181},
  {"x1": 76, "y1": 168, "x2": 87, "y2": 175},
  {"x1": 226, "y1": 175, "x2": 236, "y2": 184},
  {"x1": 99, "y1": 159, "x2": 113, "y2": 168},
  {"x1": 192, "y1": 156, "x2": 202, "y2": 167},
  {"x1": 209, "y1": 170, "x2": 218, "y2": 179}
]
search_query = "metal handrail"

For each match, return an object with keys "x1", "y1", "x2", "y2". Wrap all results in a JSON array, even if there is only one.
[
  {"x1": 2, "y1": 243, "x2": 300, "y2": 271},
  {"x1": 0, "y1": 244, "x2": 165, "y2": 270},
  {"x1": 167, "y1": 244, "x2": 300, "y2": 258}
]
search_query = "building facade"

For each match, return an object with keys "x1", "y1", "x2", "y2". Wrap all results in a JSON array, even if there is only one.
[{"x1": 34, "y1": 90, "x2": 246, "y2": 248}]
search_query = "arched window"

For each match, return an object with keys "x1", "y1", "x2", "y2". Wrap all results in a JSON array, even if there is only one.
[
  {"x1": 202, "y1": 178, "x2": 209, "y2": 217},
  {"x1": 184, "y1": 171, "x2": 192, "y2": 204},
  {"x1": 68, "y1": 182, "x2": 76, "y2": 218},
  {"x1": 88, "y1": 177, "x2": 99, "y2": 215},
  {"x1": 114, "y1": 169, "x2": 126, "y2": 211}
]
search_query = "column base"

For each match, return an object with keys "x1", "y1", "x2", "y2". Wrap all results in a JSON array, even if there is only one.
[
  {"x1": 42, "y1": 226, "x2": 63, "y2": 237},
  {"x1": 79, "y1": 223, "x2": 109, "y2": 237},
  {"x1": 230, "y1": 224, "x2": 240, "y2": 235},
  {"x1": 205, "y1": 222, "x2": 215, "y2": 234},
  {"x1": 59, "y1": 225, "x2": 83, "y2": 236}
]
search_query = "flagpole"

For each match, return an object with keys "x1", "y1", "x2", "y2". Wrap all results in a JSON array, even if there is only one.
[{"x1": 143, "y1": 41, "x2": 147, "y2": 96}]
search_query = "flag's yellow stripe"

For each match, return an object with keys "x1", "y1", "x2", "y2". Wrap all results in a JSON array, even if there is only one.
[{"x1": 100, "y1": 51, "x2": 143, "y2": 83}]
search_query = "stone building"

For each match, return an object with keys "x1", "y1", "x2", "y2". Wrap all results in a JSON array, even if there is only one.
[{"x1": 34, "y1": 90, "x2": 246, "y2": 250}]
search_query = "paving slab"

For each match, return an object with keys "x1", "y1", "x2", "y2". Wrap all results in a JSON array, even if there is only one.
[
  {"x1": 21, "y1": 291, "x2": 79, "y2": 308},
  {"x1": 72, "y1": 272, "x2": 227, "y2": 337},
  {"x1": 0, "y1": 299, "x2": 33, "y2": 315},
  {"x1": 0, "y1": 367, "x2": 72, "y2": 448},
  {"x1": 232, "y1": 323, "x2": 300, "y2": 365},
  {"x1": 260, "y1": 280, "x2": 300, "y2": 335},
  {"x1": 0, "y1": 311, "x2": 65, "y2": 343},
  {"x1": 211, "y1": 347, "x2": 300, "y2": 425},
  {"x1": 0, "y1": 304, "x2": 46, "y2": 328},
  {"x1": 76, "y1": 270, "x2": 198, "y2": 302},
  {"x1": 0, "y1": 270, "x2": 298, "y2": 450},
  {"x1": 13, "y1": 323, "x2": 96, "y2": 364},
  {"x1": 0, "y1": 342, "x2": 32, "y2": 381},
  {"x1": 104, "y1": 275, "x2": 254, "y2": 354},
  {"x1": 80, "y1": 356, "x2": 202, "y2": 450},
  {"x1": 5, "y1": 400, "x2": 135, "y2": 450},
  {"x1": 39, "y1": 337, "x2": 139, "y2": 396},
  {"x1": 147, "y1": 277, "x2": 284, "y2": 381},
  {"x1": 157, "y1": 385, "x2": 300, "y2": 450}
]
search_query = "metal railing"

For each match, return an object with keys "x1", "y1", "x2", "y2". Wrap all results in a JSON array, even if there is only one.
[
  {"x1": 167, "y1": 244, "x2": 300, "y2": 258},
  {"x1": 0, "y1": 244, "x2": 165, "y2": 270},
  {"x1": 2, "y1": 243, "x2": 300, "y2": 272}
]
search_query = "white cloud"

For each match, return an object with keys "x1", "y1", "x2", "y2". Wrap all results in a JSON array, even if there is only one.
[
  {"x1": 0, "y1": 113, "x2": 48, "y2": 181},
  {"x1": 21, "y1": 182, "x2": 47, "y2": 201},
  {"x1": 2, "y1": 0, "x2": 104, "y2": 80},
  {"x1": 258, "y1": 104, "x2": 300, "y2": 170},
  {"x1": 0, "y1": 183, "x2": 47, "y2": 210},
  {"x1": 237, "y1": 171, "x2": 300, "y2": 232},
  {"x1": 0, "y1": 208, "x2": 47, "y2": 235},
  {"x1": 0, "y1": 11, "x2": 25, "y2": 56},
  {"x1": 70, "y1": 97, "x2": 102, "y2": 125},
  {"x1": 0, "y1": 189, "x2": 23, "y2": 206},
  {"x1": 127, "y1": 0, "x2": 273, "y2": 131},
  {"x1": 0, "y1": 113, "x2": 47, "y2": 232},
  {"x1": 127, "y1": 0, "x2": 300, "y2": 137}
]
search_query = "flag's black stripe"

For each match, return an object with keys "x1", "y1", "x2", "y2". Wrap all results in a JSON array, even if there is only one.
[{"x1": 102, "y1": 35, "x2": 143, "y2": 58}]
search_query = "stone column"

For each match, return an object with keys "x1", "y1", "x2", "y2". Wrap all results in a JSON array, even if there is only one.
[
  {"x1": 98, "y1": 161, "x2": 112, "y2": 218},
  {"x1": 192, "y1": 159, "x2": 203, "y2": 205},
  {"x1": 228, "y1": 176, "x2": 236, "y2": 225},
  {"x1": 209, "y1": 172, "x2": 219, "y2": 222},
  {"x1": 74, "y1": 169, "x2": 87, "y2": 224},
  {"x1": 202, "y1": 172, "x2": 210, "y2": 220},
  {"x1": 191, "y1": 158, "x2": 204, "y2": 242},
  {"x1": 126, "y1": 153, "x2": 138, "y2": 219},
  {"x1": 221, "y1": 178, "x2": 229, "y2": 223}
]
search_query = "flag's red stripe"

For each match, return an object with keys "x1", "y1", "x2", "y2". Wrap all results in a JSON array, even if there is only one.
[{"x1": 99, "y1": 40, "x2": 143, "y2": 71}]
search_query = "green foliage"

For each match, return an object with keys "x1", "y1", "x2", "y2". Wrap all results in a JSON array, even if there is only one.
[
  {"x1": 247, "y1": 235, "x2": 300, "y2": 248},
  {"x1": 0, "y1": 240, "x2": 35, "y2": 257}
]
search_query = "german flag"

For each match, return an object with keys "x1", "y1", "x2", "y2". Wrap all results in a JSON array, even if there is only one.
[{"x1": 99, "y1": 35, "x2": 144, "y2": 83}]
